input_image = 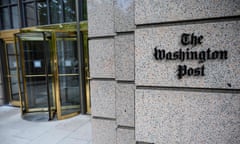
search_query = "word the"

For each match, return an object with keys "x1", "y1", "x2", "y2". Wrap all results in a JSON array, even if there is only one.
[{"x1": 181, "y1": 33, "x2": 203, "y2": 46}]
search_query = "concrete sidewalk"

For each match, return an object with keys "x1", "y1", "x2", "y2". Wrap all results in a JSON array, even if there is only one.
[{"x1": 0, "y1": 105, "x2": 92, "y2": 144}]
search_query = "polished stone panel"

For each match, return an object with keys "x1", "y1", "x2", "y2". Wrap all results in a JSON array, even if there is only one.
[
  {"x1": 114, "y1": 0, "x2": 135, "y2": 32},
  {"x1": 116, "y1": 83, "x2": 135, "y2": 127},
  {"x1": 136, "y1": 89, "x2": 240, "y2": 144},
  {"x1": 117, "y1": 128, "x2": 135, "y2": 144},
  {"x1": 87, "y1": 0, "x2": 115, "y2": 37},
  {"x1": 135, "y1": 21, "x2": 240, "y2": 89},
  {"x1": 115, "y1": 34, "x2": 134, "y2": 81},
  {"x1": 135, "y1": 0, "x2": 240, "y2": 24},
  {"x1": 92, "y1": 118, "x2": 116, "y2": 144},
  {"x1": 89, "y1": 38, "x2": 115, "y2": 78},
  {"x1": 90, "y1": 80, "x2": 116, "y2": 118}
]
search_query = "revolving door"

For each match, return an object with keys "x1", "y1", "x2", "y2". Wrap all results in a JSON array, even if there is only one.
[{"x1": 16, "y1": 31, "x2": 86, "y2": 120}]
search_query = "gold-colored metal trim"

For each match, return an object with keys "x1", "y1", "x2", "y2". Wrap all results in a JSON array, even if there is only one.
[
  {"x1": 24, "y1": 74, "x2": 54, "y2": 77},
  {"x1": 0, "y1": 29, "x2": 20, "y2": 42},
  {"x1": 26, "y1": 105, "x2": 80, "y2": 113},
  {"x1": 58, "y1": 74, "x2": 79, "y2": 76},
  {"x1": 58, "y1": 112, "x2": 80, "y2": 120},
  {"x1": 9, "y1": 100, "x2": 20, "y2": 106},
  {"x1": 18, "y1": 35, "x2": 29, "y2": 111}
]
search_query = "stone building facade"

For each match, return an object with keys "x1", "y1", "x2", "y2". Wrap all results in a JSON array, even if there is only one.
[{"x1": 87, "y1": 0, "x2": 240, "y2": 144}]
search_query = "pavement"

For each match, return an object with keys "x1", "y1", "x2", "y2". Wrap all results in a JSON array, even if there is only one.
[{"x1": 0, "y1": 105, "x2": 92, "y2": 144}]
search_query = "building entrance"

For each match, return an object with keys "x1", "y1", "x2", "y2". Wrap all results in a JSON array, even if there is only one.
[{"x1": 15, "y1": 30, "x2": 88, "y2": 120}]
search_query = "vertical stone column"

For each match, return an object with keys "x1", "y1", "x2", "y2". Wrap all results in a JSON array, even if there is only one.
[
  {"x1": 88, "y1": 0, "x2": 116, "y2": 144},
  {"x1": 88, "y1": 0, "x2": 136, "y2": 143},
  {"x1": 115, "y1": 34, "x2": 135, "y2": 144},
  {"x1": 114, "y1": 0, "x2": 136, "y2": 144}
]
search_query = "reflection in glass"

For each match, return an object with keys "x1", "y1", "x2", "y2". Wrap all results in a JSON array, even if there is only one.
[
  {"x1": 24, "y1": 2, "x2": 37, "y2": 26},
  {"x1": 10, "y1": 76, "x2": 19, "y2": 101},
  {"x1": 23, "y1": 41, "x2": 50, "y2": 75},
  {"x1": 63, "y1": 0, "x2": 76, "y2": 22},
  {"x1": 57, "y1": 40, "x2": 78, "y2": 74},
  {"x1": 26, "y1": 77, "x2": 53, "y2": 108},
  {"x1": 8, "y1": 56, "x2": 18, "y2": 79},
  {"x1": 38, "y1": 1, "x2": 48, "y2": 25},
  {"x1": 11, "y1": 0, "x2": 18, "y2": 4},
  {"x1": 83, "y1": 0, "x2": 87, "y2": 20},
  {"x1": 1, "y1": 8, "x2": 11, "y2": 29},
  {"x1": 50, "y1": 0, "x2": 63, "y2": 24},
  {"x1": 56, "y1": 33, "x2": 80, "y2": 116},
  {"x1": 59, "y1": 76, "x2": 80, "y2": 115},
  {"x1": 6, "y1": 43, "x2": 21, "y2": 102},
  {"x1": 7, "y1": 43, "x2": 15, "y2": 54},
  {"x1": 0, "y1": 0, "x2": 10, "y2": 5},
  {"x1": 11, "y1": 6, "x2": 19, "y2": 28}
]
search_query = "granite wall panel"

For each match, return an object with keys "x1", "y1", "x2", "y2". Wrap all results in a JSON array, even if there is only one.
[
  {"x1": 114, "y1": 0, "x2": 135, "y2": 32},
  {"x1": 90, "y1": 80, "x2": 116, "y2": 118},
  {"x1": 89, "y1": 38, "x2": 115, "y2": 78},
  {"x1": 92, "y1": 119, "x2": 116, "y2": 144},
  {"x1": 135, "y1": 0, "x2": 240, "y2": 24},
  {"x1": 87, "y1": 0, "x2": 115, "y2": 37},
  {"x1": 116, "y1": 83, "x2": 135, "y2": 127},
  {"x1": 135, "y1": 21, "x2": 240, "y2": 89},
  {"x1": 136, "y1": 89, "x2": 240, "y2": 144},
  {"x1": 115, "y1": 34, "x2": 135, "y2": 81},
  {"x1": 117, "y1": 128, "x2": 135, "y2": 144}
]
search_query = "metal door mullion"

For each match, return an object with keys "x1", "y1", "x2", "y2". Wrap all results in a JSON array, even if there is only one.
[
  {"x1": 16, "y1": 34, "x2": 28, "y2": 112},
  {"x1": 43, "y1": 32, "x2": 52, "y2": 121}
]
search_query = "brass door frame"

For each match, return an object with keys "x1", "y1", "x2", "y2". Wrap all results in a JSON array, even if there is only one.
[
  {"x1": 3, "y1": 41, "x2": 21, "y2": 106},
  {"x1": 16, "y1": 32, "x2": 54, "y2": 120},
  {"x1": 0, "y1": 29, "x2": 21, "y2": 106}
]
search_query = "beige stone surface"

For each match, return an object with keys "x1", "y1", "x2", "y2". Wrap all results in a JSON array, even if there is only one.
[
  {"x1": 136, "y1": 89, "x2": 240, "y2": 144},
  {"x1": 135, "y1": 0, "x2": 240, "y2": 24},
  {"x1": 135, "y1": 21, "x2": 240, "y2": 89}
]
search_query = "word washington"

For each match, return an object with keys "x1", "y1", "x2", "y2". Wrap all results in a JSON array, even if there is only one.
[
  {"x1": 154, "y1": 47, "x2": 228, "y2": 63},
  {"x1": 153, "y1": 47, "x2": 228, "y2": 79}
]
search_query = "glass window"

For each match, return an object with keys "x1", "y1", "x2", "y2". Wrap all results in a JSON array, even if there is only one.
[
  {"x1": 83, "y1": 0, "x2": 87, "y2": 20},
  {"x1": 0, "y1": 7, "x2": 11, "y2": 29},
  {"x1": 7, "y1": 43, "x2": 15, "y2": 54},
  {"x1": 0, "y1": 0, "x2": 10, "y2": 5},
  {"x1": 24, "y1": 2, "x2": 37, "y2": 26},
  {"x1": 11, "y1": 6, "x2": 19, "y2": 28},
  {"x1": 50, "y1": 0, "x2": 63, "y2": 24},
  {"x1": 0, "y1": 1, "x2": 19, "y2": 29},
  {"x1": 0, "y1": 0, "x2": 87, "y2": 29},
  {"x1": 10, "y1": 0, "x2": 17, "y2": 4},
  {"x1": 38, "y1": 1, "x2": 48, "y2": 25},
  {"x1": 63, "y1": 0, "x2": 75, "y2": 22},
  {"x1": 23, "y1": 0, "x2": 34, "y2": 2}
]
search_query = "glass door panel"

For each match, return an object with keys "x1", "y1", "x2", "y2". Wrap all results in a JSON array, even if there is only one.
[
  {"x1": 5, "y1": 43, "x2": 21, "y2": 105},
  {"x1": 56, "y1": 32, "x2": 81, "y2": 118},
  {"x1": 17, "y1": 32, "x2": 54, "y2": 120},
  {"x1": 15, "y1": 38, "x2": 25, "y2": 112},
  {"x1": 25, "y1": 77, "x2": 53, "y2": 109}
]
